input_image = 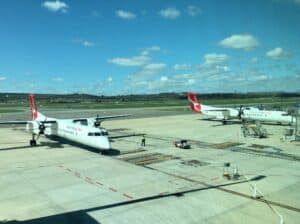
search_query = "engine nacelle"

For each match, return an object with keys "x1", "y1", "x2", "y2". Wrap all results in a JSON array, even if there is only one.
[{"x1": 26, "y1": 122, "x2": 39, "y2": 134}]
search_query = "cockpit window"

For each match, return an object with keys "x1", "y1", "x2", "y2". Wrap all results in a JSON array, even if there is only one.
[
  {"x1": 101, "y1": 131, "x2": 108, "y2": 136},
  {"x1": 88, "y1": 132, "x2": 107, "y2": 136}
]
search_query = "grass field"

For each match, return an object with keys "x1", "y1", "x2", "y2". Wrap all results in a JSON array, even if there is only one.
[{"x1": 0, "y1": 109, "x2": 24, "y2": 113}]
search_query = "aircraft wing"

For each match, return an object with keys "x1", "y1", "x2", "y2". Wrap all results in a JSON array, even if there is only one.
[
  {"x1": 73, "y1": 115, "x2": 131, "y2": 122},
  {"x1": 95, "y1": 115, "x2": 131, "y2": 120},
  {"x1": 205, "y1": 109, "x2": 231, "y2": 112},
  {"x1": 0, "y1": 120, "x2": 57, "y2": 125},
  {"x1": 0, "y1": 121, "x2": 29, "y2": 125}
]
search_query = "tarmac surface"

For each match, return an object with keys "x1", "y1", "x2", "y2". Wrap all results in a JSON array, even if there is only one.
[{"x1": 0, "y1": 108, "x2": 300, "y2": 223}]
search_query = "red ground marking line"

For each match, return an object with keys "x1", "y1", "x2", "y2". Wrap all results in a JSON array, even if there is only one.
[
  {"x1": 96, "y1": 181, "x2": 103, "y2": 186},
  {"x1": 123, "y1": 193, "x2": 133, "y2": 199},
  {"x1": 109, "y1": 187, "x2": 117, "y2": 192},
  {"x1": 159, "y1": 192, "x2": 168, "y2": 195}
]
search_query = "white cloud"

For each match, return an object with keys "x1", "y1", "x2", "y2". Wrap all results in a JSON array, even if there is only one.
[
  {"x1": 0, "y1": 76, "x2": 6, "y2": 81},
  {"x1": 159, "y1": 7, "x2": 181, "y2": 19},
  {"x1": 107, "y1": 77, "x2": 113, "y2": 82},
  {"x1": 116, "y1": 10, "x2": 136, "y2": 19},
  {"x1": 253, "y1": 75, "x2": 269, "y2": 81},
  {"x1": 216, "y1": 65, "x2": 230, "y2": 72},
  {"x1": 141, "y1": 46, "x2": 161, "y2": 55},
  {"x1": 187, "y1": 79, "x2": 196, "y2": 85},
  {"x1": 108, "y1": 55, "x2": 150, "y2": 66},
  {"x1": 186, "y1": 5, "x2": 202, "y2": 16},
  {"x1": 52, "y1": 77, "x2": 64, "y2": 82},
  {"x1": 42, "y1": 1, "x2": 68, "y2": 13},
  {"x1": 160, "y1": 76, "x2": 168, "y2": 81},
  {"x1": 219, "y1": 34, "x2": 260, "y2": 50},
  {"x1": 251, "y1": 57, "x2": 258, "y2": 63},
  {"x1": 266, "y1": 47, "x2": 289, "y2": 60},
  {"x1": 143, "y1": 63, "x2": 166, "y2": 70},
  {"x1": 73, "y1": 40, "x2": 96, "y2": 47},
  {"x1": 203, "y1": 53, "x2": 229, "y2": 65},
  {"x1": 147, "y1": 46, "x2": 161, "y2": 52},
  {"x1": 173, "y1": 64, "x2": 191, "y2": 70},
  {"x1": 128, "y1": 63, "x2": 166, "y2": 82},
  {"x1": 82, "y1": 41, "x2": 95, "y2": 47}
]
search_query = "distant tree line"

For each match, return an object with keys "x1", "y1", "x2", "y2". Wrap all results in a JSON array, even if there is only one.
[{"x1": 0, "y1": 92, "x2": 300, "y2": 103}]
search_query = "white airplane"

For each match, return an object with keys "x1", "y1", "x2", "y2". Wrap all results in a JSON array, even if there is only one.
[
  {"x1": 187, "y1": 92, "x2": 241, "y2": 124},
  {"x1": 241, "y1": 107, "x2": 292, "y2": 124},
  {"x1": 0, "y1": 94, "x2": 129, "y2": 152},
  {"x1": 187, "y1": 92, "x2": 293, "y2": 125}
]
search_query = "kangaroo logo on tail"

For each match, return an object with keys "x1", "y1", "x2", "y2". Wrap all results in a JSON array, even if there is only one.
[
  {"x1": 187, "y1": 92, "x2": 202, "y2": 113},
  {"x1": 29, "y1": 94, "x2": 38, "y2": 120}
]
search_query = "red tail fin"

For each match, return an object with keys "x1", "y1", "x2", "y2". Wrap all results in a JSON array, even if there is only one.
[
  {"x1": 187, "y1": 92, "x2": 202, "y2": 113},
  {"x1": 29, "y1": 94, "x2": 38, "y2": 120}
]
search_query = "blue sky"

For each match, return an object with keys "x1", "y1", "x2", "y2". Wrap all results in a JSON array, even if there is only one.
[{"x1": 0, "y1": 0, "x2": 300, "y2": 95}]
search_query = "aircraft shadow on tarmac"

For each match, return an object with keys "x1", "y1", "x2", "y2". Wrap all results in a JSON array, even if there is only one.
[
  {"x1": 47, "y1": 136, "x2": 120, "y2": 156},
  {"x1": 199, "y1": 118, "x2": 241, "y2": 127},
  {"x1": 200, "y1": 118, "x2": 289, "y2": 127},
  {"x1": 0, "y1": 175, "x2": 265, "y2": 224},
  {"x1": 0, "y1": 137, "x2": 121, "y2": 156},
  {"x1": 0, "y1": 141, "x2": 64, "y2": 151}
]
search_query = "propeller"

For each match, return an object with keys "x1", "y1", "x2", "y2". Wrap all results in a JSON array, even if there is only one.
[
  {"x1": 237, "y1": 105, "x2": 244, "y2": 119},
  {"x1": 94, "y1": 114, "x2": 101, "y2": 127},
  {"x1": 36, "y1": 118, "x2": 47, "y2": 134},
  {"x1": 38, "y1": 122, "x2": 46, "y2": 134}
]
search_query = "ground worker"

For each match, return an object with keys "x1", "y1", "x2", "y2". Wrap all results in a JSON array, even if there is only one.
[{"x1": 141, "y1": 135, "x2": 146, "y2": 147}]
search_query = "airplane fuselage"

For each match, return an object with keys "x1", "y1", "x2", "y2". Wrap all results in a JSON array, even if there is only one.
[
  {"x1": 201, "y1": 104, "x2": 239, "y2": 120},
  {"x1": 241, "y1": 108, "x2": 292, "y2": 124},
  {"x1": 28, "y1": 118, "x2": 111, "y2": 150}
]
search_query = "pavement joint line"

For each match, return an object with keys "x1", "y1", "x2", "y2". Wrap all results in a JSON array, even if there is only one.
[{"x1": 145, "y1": 165, "x2": 300, "y2": 213}]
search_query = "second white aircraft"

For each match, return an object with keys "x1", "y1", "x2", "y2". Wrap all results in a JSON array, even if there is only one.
[{"x1": 187, "y1": 92, "x2": 292, "y2": 125}]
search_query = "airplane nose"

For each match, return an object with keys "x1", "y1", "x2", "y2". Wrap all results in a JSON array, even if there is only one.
[{"x1": 102, "y1": 137, "x2": 111, "y2": 150}]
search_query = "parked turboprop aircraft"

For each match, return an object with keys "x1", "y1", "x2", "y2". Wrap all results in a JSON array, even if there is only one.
[
  {"x1": 0, "y1": 94, "x2": 129, "y2": 151},
  {"x1": 187, "y1": 92, "x2": 241, "y2": 124},
  {"x1": 187, "y1": 92, "x2": 293, "y2": 125}
]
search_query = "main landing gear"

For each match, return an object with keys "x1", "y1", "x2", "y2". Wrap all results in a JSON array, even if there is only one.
[{"x1": 29, "y1": 134, "x2": 39, "y2": 146}]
